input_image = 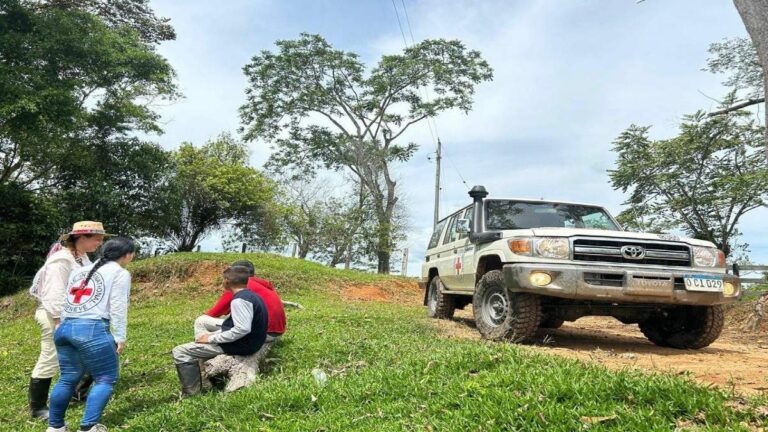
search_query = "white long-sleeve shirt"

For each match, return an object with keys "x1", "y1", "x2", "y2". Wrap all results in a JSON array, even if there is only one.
[
  {"x1": 62, "y1": 261, "x2": 131, "y2": 343},
  {"x1": 39, "y1": 250, "x2": 91, "y2": 319}
]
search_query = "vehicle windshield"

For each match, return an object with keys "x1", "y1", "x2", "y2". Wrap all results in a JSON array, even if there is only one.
[{"x1": 485, "y1": 200, "x2": 620, "y2": 231}]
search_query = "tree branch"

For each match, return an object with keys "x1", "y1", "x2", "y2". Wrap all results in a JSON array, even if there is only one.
[
  {"x1": 388, "y1": 114, "x2": 428, "y2": 142},
  {"x1": 707, "y1": 97, "x2": 765, "y2": 117},
  {"x1": 311, "y1": 110, "x2": 353, "y2": 139}
]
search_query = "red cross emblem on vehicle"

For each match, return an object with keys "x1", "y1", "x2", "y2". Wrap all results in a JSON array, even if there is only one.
[
  {"x1": 70, "y1": 281, "x2": 93, "y2": 304},
  {"x1": 454, "y1": 256, "x2": 462, "y2": 274}
]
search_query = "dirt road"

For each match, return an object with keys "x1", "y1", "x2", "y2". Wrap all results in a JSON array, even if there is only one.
[
  {"x1": 438, "y1": 309, "x2": 768, "y2": 395},
  {"x1": 339, "y1": 280, "x2": 768, "y2": 395}
]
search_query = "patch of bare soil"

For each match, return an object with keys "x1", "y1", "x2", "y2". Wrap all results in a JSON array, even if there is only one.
[
  {"x1": 189, "y1": 261, "x2": 228, "y2": 287},
  {"x1": 338, "y1": 279, "x2": 422, "y2": 304},
  {"x1": 437, "y1": 307, "x2": 768, "y2": 395},
  {"x1": 132, "y1": 261, "x2": 228, "y2": 299}
]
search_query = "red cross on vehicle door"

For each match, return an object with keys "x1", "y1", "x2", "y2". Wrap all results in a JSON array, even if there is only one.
[{"x1": 454, "y1": 256, "x2": 462, "y2": 274}]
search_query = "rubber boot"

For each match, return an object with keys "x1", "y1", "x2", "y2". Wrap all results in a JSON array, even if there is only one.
[
  {"x1": 175, "y1": 362, "x2": 202, "y2": 396},
  {"x1": 72, "y1": 373, "x2": 93, "y2": 403},
  {"x1": 28, "y1": 377, "x2": 51, "y2": 419}
]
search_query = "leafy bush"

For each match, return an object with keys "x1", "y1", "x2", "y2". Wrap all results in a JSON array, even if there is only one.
[{"x1": 0, "y1": 183, "x2": 62, "y2": 296}]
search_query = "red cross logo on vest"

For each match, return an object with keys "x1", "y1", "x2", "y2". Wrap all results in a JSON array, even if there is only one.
[
  {"x1": 454, "y1": 256, "x2": 462, "y2": 274},
  {"x1": 70, "y1": 281, "x2": 93, "y2": 304}
]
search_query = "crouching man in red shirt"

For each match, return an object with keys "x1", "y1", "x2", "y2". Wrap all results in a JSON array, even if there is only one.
[{"x1": 194, "y1": 260, "x2": 286, "y2": 342}]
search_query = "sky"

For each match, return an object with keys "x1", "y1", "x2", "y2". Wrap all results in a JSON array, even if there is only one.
[{"x1": 149, "y1": 0, "x2": 768, "y2": 276}]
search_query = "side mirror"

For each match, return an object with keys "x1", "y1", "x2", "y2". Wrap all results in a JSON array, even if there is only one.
[{"x1": 456, "y1": 218, "x2": 471, "y2": 234}]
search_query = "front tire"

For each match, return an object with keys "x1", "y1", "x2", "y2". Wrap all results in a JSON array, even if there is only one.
[
  {"x1": 639, "y1": 305, "x2": 724, "y2": 349},
  {"x1": 426, "y1": 276, "x2": 455, "y2": 319},
  {"x1": 473, "y1": 270, "x2": 540, "y2": 342}
]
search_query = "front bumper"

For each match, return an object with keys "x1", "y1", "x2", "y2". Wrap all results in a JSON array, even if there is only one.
[{"x1": 503, "y1": 263, "x2": 740, "y2": 305}]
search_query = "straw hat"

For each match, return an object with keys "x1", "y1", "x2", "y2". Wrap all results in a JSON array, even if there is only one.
[{"x1": 59, "y1": 221, "x2": 113, "y2": 241}]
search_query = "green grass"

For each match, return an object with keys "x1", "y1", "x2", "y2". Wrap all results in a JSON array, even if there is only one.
[{"x1": 1, "y1": 253, "x2": 766, "y2": 431}]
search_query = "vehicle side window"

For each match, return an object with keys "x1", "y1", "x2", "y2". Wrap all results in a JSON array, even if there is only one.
[
  {"x1": 428, "y1": 219, "x2": 448, "y2": 249},
  {"x1": 457, "y1": 207, "x2": 473, "y2": 240},
  {"x1": 443, "y1": 215, "x2": 458, "y2": 245}
]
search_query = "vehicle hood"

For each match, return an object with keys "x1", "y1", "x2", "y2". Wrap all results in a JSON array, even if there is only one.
[{"x1": 526, "y1": 228, "x2": 716, "y2": 248}]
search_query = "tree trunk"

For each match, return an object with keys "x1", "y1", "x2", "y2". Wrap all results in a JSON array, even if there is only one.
[
  {"x1": 329, "y1": 249, "x2": 343, "y2": 267},
  {"x1": 377, "y1": 250, "x2": 391, "y2": 274},
  {"x1": 375, "y1": 203, "x2": 395, "y2": 274},
  {"x1": 298, "y1": 237, "x2": 310, "y2": 259},
  {"x1": 734, "y1": 0, "x2": 768, "y2": 160}
]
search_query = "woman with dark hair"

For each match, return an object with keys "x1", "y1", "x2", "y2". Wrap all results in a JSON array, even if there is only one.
[
  {"x1": 28, "y1": 222, "x2": 107, "y2": 419},
  {"x1": 46, "y1": 237, "x2": 136, "y2": 432}
]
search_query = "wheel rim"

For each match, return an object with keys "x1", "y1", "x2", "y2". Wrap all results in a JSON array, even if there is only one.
[{"x1": 482, "y1": 286, "x2": 508, "y2": 327}]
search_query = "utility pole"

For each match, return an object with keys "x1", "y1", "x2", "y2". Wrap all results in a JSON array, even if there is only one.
[
  {"x1": 433, "y1": 139, "x2": 442, "y2": 227},
  {"x1": 401, "y1": 248, "x2": 409, "y2": 276}
]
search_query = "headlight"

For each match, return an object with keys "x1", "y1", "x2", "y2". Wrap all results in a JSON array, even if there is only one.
[
  {"x1": 692, "y1": 247, "x2": 725, "y2": 268},
  {"x1": 534, "y1": 238, "x2": 570, "y2": 259},
  {"x1": 509, "y1": 237, "x2": 570, "y2": 259}
]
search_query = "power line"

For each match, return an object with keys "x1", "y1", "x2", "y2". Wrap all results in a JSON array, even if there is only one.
[
  {"x1": 400, "y1": 0, "x2": 417, "y2": 43},
  {"x1": 390, "y1": 0, "x2": 409, "y2": 47},
  {"x1": 397, "y1": 0, "x2": 439, "y2": 151},
  {"x1": 445, "y1": 150, "x2": 470, "y2": 189},
  {"x1": 397, "y1": 0, "x2": 470, "y2": 192}
]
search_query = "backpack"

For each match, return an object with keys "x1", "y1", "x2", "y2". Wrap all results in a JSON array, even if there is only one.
[
  {"x1": 28, "y1": 265, "x2": 46, "y2": 301},
  {"x1": 28, "y1": 242, "x2": 63, "y2": 301}
]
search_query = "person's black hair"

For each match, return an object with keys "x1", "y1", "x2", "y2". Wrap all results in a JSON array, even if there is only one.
[
  {"x1": 231, "y1": 260, "x2": 255, "y2": 276},
  {"x1": 223, "y1": 266, "x2": 251, "y2": 286},
  {"x1": 81, "y1": 237, "x2": 136, "y2": 288}
]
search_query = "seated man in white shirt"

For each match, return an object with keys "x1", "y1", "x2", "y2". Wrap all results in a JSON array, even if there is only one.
[{"x1": 171, "y1": 266, "x2": 269, "y2": 396}]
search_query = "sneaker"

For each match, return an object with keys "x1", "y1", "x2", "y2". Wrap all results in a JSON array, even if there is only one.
[
  {"x1": 46, "y1": 427, "x2": 67, "y2": 432},
  {"x1": 80, "y1": 425, "x2": 107, "y2": 432}
]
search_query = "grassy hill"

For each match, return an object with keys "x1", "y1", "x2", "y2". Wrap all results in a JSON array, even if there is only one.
[{"x1": 1, "y1": 253, "x2": 766, "y2": 431}]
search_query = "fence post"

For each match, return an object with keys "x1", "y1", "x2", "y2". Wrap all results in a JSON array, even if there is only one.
[
  {"x1": 196, "y1": 245, "x2": 201, "y2": 252},
  {"x1": 241, "y1": 243, "x2": 247, "y2": 253}
]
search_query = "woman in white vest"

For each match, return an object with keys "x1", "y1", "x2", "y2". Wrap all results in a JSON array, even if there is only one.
[
  {"x1": 47, "y1": 237, "x2": 135, "y2": 432},
  {"x1": 28, "y1": 222, "x2": 108, "y2": 419}
]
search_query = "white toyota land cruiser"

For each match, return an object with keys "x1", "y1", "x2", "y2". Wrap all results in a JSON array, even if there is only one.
[{"x1": 420, "y1": 185, "x2": 741, "y2": 349}]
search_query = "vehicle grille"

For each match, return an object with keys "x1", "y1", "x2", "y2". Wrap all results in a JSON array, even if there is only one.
[
  {"x1": 584, "y1": 272, "x2": 624, "y2": 287},
  {"x1": 573, "y1": 238, "x2": 691, "y2": 267}
]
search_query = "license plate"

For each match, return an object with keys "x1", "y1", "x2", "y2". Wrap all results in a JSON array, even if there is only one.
[
  {"x1": 627, "y1": 276, "x2": 673, "y2": 296},
  {"x1": 683, "y1": 275, "x2": 723, "y2": 292}
]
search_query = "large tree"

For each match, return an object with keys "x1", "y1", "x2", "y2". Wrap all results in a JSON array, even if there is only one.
[
  {"x1": 0, "y1": 0, "x2": 177, "y2": 191},
  {"x1": 240, "y1": 33, "x2": 493, "y2": 273},
  {"x1": 37, "y1": 0, "x2": 176, "y2": 43},
  {"x1": 732, "y1": 0, "x2": 768, "y2": 158},
  {"x1": 609, "y1": 110, "x2": 768, "y2": 256},
  {"x1": 158, "y1": 134, "x2": 277, "y2": 252},
  {"x1": 317, "y1": 185, "x2": 376, "y2": 268},
  {"x1": 53, "y1": 137, "x2": 175, "y2": 238}
]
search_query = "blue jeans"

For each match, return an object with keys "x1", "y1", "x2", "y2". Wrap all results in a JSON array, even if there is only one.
[{"x1": 49, "y1": 319, "x2": 119, "y2": 429}]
